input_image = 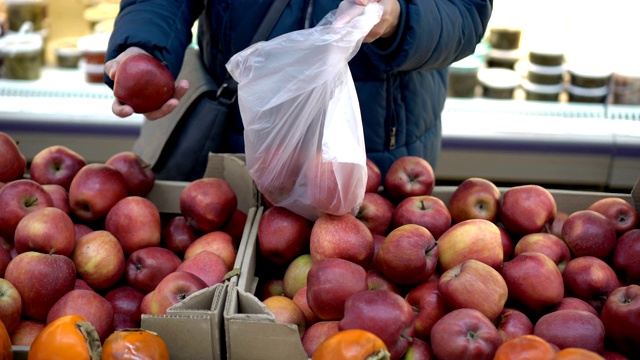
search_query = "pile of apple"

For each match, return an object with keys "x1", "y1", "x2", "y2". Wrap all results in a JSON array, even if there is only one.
[
  {"x1": 0, "y1": 131, "x2": 246, "y2": 346},
  {"x1": 253, "y1": 155, "x2": 640, "y2": 360}
]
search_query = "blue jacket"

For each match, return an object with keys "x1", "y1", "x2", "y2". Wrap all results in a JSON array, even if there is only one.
[{"x1": 106, "y1": 0, "x2": 492, "y2": 177}]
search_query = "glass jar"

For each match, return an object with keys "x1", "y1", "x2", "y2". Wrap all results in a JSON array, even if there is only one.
[
  {"x1": 77, "y1": 32, "x2": 111, "y2": 83},
  {"x1": 4, "y1": 0, "x2": 48, "y2": 32},
  {"x1": 0, "y1": 29, "x2": 43, "y2": 80},
  {"x1": 448, "y1": 56, "x2": 482, "y2": 98},
  {"x1": 478, "y1": 68, "x2": 521, "y2": 100}
]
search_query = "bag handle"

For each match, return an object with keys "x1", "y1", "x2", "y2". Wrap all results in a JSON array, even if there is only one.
[{"x1": 218, "y1": 0, "x2": 290, "y2": 102}]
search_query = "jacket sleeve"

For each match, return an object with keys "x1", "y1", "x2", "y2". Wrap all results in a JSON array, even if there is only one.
[
  {"x1": 364, "y1": 0, "x2": 492, "y2": 72},
  {"x1": 104, "y1": 0, "x2": 204, "y2": 88}
]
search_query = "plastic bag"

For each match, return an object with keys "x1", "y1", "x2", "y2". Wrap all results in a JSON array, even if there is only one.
[{"x1": 226, "y1": 1, "x2": 382, "y2": 221}]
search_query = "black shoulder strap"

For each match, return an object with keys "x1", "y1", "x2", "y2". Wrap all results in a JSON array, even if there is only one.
[{"x1": 218, "y1": 0, "x2": 290, "y2": 102}]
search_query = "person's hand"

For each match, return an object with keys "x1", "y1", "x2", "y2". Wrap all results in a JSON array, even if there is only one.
[
  {"x1": 354, "y1": 0, "x2": 400, "y2": 43},
  {"x1": 104, "y1": 46, "x2": 190, "y2": 120}
]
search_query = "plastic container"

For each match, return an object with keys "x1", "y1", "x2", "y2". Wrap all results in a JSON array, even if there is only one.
[
  {"x1": 53, "y1": 37, "x2": 81, "y2": 68},
  {"x1": 567, "y1": 63, "x2": 612, "y2": 89},
  {"x1": 486, "y1": 48, "x2": 521, "y2": 70},
  {"x1": 567, "y1": 84, "x2": 609, "y2": 103},
  {"x1": 529, "y1": 49, "x2": 564, "y2": 67},
  {"x1": 611, "y1": 64, "x2": 640, "y2": 105},
  {"x1": 525, "y1": 62, "x2": 565, "y2": 85},
  {"x1": 448, "y1": 56, "x2": 482, "y2": 98},
  {"x1": 77, "y1": 32, "x2": 110, "y2": 83},
  {"x1": 0, "y1": 25, "x2": 43, "y2": 79},
  {"x1": 4, "y1": 0, "x2": 48, "y2": 32},
  {"x1": 488, "y1": 27, "x2": 522, "y2": 50},
  {"x1": 522, "y1": 80, "x2": 562, "y2": 102},
  {"x1": 478, "y1": 68, "x2": 521, "y2": 100}
]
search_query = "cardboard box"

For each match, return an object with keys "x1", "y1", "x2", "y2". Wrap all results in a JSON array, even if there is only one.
[{"x1": 222, "y1": 178, "x2": 640, "y2": 360}]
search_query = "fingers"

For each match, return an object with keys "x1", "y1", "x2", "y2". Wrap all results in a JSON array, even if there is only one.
[
  {"x1": 144, "y1": 98, "x2": 180, "y2": 121},
  {"x1": 111, "y1": 99, "x2": 134, "y2": 118},
  {"x1": 105, "y1": 47, "x2": 150, "y2": 80}
]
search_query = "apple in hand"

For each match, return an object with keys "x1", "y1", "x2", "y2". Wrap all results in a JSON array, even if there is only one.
[
  {"x1": 69, "y1": 163, "x2": 128, "y2": 222},
  {"x1": 306, "y1": 258, "x2": 368, "y2": 321},
  {"x1": 258, "y1": 206, "x2": 312, "y2": 265},
  {"x1": 113, "y1": 52, "x2": 175, "y2": 114},
  {"x1": 13, "y1": 206, "x2": 76, "y2": 256},
  {"x1": 0, "y1": 278, "x2": 22, "y2": 335},
  {"x1": 184, "y1": 231, "x2": 236, "y2": 269},
  {"x1": 500, "y1": 184, "x2": 557, "y2": 236},
  {"x1": 513, "y1": 232, "x2": 571, "y2": 271},
  {"x1": 283, "y1": 254, "x2": 313, "y2": 299},
  {"x1": 430, "y1": 308, "x2": 502, "y2": 360},
  {"x1": 42, "y1": 184, "x2": 70, "y2": 214},
  {"x1": 562, "y1": 256, "x2": 619, "y2": 313},
  {"x1": 405, "y1": 280, "x2": 447, "y2": 342},
  {"x1": 162, "y1": 215, "x2": 198, "y2": 257},
  {"x1": 587, "y1": 197, "x2": 639, "y2": 235},
  {"x1": 496, "y1": 308, "x2": 534, "y2": 343},
  {"x1": 534, "y1": 309, "x2": 605, "y2": 353},
  {"x1": 105, "y1": 196, "x2": 162, "y2": 254},
  {"x1": 376, "y1": 224, "x2": 438, "y2": 285},
  {"x1": 356, "y1": 192, "x2": 395, "y2": 236},
  {"x1": 105, "y1": 285, "x2": 146, "y2": 331},
  {"x1": 28, "y1": 145, "x2": 86, "y2": 190},
  {"x1": 392, "y1": 195, "x2": 452, "y2": 239},
  {"x1": 383, "y1": 156, "x2": 435, "y2": 201},
  {"x1": 437, "y1": 219, "x2": 503, "y2": 272},
  {"x1": 600, "y1": 285, "x2": 640, "y2": 356},
  {"x1": 180, "y1": 177, "x2": 237, "y2": 232},
  {"x1": 46, "y1": 289, "x2": 114, "y2": 342},
  {"x1": 0, "y1": 179, "x2": 54, "y2": 240},
  {"x1": 126, "y1": 246, "x2": 183, "y2": 294},
  {"x1": 613, "y1": 229, "x2": 640, "y2": 284},
  {"x1": 562, "y1": 210, "x2": 617, "y2": 259},
  {"x1": 4, "y1": 251, "x2": 76, "y2": 321},
  {"x1": 176, "y1": 250, "x2": 229, "y2": 287},
  {"x1": 301, "y1": 321, "x2": 340, "y2": 358},
  {"x1": 365, "y1": 158, "x2": 382, "y2": 193},
  {"x1": 262, "y1": 295, "x2": 307, "y2": 337},
  {"x1": 72, "y1": 230, "x2": 126, "y2": 291},
  {"x1": 448, "y1": 177, "x2": 501, "y2": 224},
  {"x1": 438, "y1": 259, "x2": 508, "y2": 321},
  {"x1": 148, "y1": 271, "x2": 208, "y2": 315},
  {"x1": 0, "y1": 132, "x2": 26, "y2": 183},
  {"x1": 310, "y1": 213, "x2": 374, "y2": 269},
  {"x1": 105, "y1": 151, "x2": 156, "y2": 196},
  {"x1": 339, "y1": 289, "x2": 416, "y2": 360}
]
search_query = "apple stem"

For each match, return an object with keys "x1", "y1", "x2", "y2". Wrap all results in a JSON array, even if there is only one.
[
  {"x1": 23, "y1": 196, "x2": 38, "y2": 208},
  {"x1": 49, "y1": 248, "x2": 56, "y2": 255},
  {"x1": 424, "y1": 242, "x2": 437, "y2": 254}
]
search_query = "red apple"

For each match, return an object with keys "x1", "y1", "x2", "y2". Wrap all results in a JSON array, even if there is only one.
[
  {"x1": 392, "y1": 195, "x2": 452, "y2": 239},
  {"x1": 365, "y1": 158, "x2": 382, "y2": 193},
  {"x1": 448, "y1": 177, "x2": 501, "y2": 224},
  {"x1": 184, "y1": 231, "x2": 236, "y2": 269},
  {"x1": 499, "y1": 226, "x2": 514, "y2": 262},
  {"x1": 369, "y1": 234, "x2": 387, "y2": 271},
  {"x1": 403, "y1": 337, "x2": 435, "y2": 360},
  {"x1": 613, "y1": 229, "x2": 640, "y2": 284},
  {"x1": 257, "y1": 206, "x2": 312, "y2": 265},
  {"x1": 496, "y1": 308, "x2": 534, "y2": 343},
  {"x1": 283, "y1": 254, "x2": 313, "y2": 299},
  {"x1": 430, "y1": 308, "x2": 502, "y2": 360},
  {"x1": 550, "y1": 297, "x2": 598, "y2": 316},
  {"x1": 587, "y1": 197, "x2": 639, "y2": 235},
  {"x1": 306, "y1": 258, "x2": 368, "y2": 321},
  {"x1": 339, "y1": 289, "x2": 416, "y2": 360},
  {"x1": 4, "y1": 251, "x2": 76, "y2": 321},
  {"x1": 221, "y1": 209, "x2": 248, "y2": 248},
  {"x1": 180, "y1": 177, "x2": 237, "y2": 232},
  {"x1": 366, "y1": 270, "x2": 402, "y2": 295},
  {"x1": 72, "y1": 230, "x2": 126, "y2": 291},
  {"x1": 46, "y1": 289, "x2": 114, "y2": 342},
  {"x1": 562, "y1": 256, "x2": 619, "y2": 313},
  {"x1": 0, "y1": 179, "x2": 54, "y2": 240},
  {"x1": 42, "y1": 184, "x2": 70, "y2": 214},
  {"x1": 125, "y1": 246, "x2": 183, "y2": 294},
  {"x1": 113, "y1": 53, "x2": 175, "y2": 113},
  {"x1": 602, "y1": 350, "x2": 631, "y2": 360},
  {"x1": 176, "y1": 250, "x2": 229, "y2": 287},
  {"x1": 140, "y1": 291, "x2": 154, "y2": 315},
  {"x1": 258, "y1": 278, "x2": 285, "y2": 301},
  {"x1": 105, "y1": 196, "x2": 162, "y2": 255},
  {"x1": 0, "y1": 278, "x2": 22, "y2": 335},
  {"x1": 104, "y1": 285, "x2": 146, "y2": 331},
  {"x1": 500, "y1": 184, "x2": 557, "y2": 236},
  {"x1": 28, "y1": 145, "x2": 86, "y2": 190},
  {"x1": 437, "y1": 219, "x2": 503, "y2": 272},
  {"x1": 10, "y1": 320, "x2": 45, "y2": 346},
  {"x1": 301, "y1": 320, "x2": 340, "y2": 358},
  {"x1": 600, "y1": 285, "x2": 640, "y2": 357},
  {"x1": 105, "y1": 151, "x2": 155, "y2": 196},
  {"x1": 74, "y1": 278, "x2": 94, "y2": 292},
  {"x1": 0, "y1": 246, "x2": 11, "y2": 278},
  {"x1": 405, "y1": 280, "x2": 447, "y2": 342},
  {"x1": 356, "y1": 192, "x2": 395, "y2": 236},
  {"x1": 148, "y1": 271, "x2": 208, "y2": 315},
  {"x1": 534, "y1": 309, "x2": 605, "y2": 353},
  {"x1": 548, "y1": 210, "x2": 569, "y2": 239},
  {"x1": 0, "y1": 131, "x2": 26, "y2": 183},
  {"x1": 162, "y1": 215, "x2": 198, "y2": 258},
  {"x1": 438, "y1": 259, "x2": 508, "y2": 321},
  {"x1": 68, "y1": 163, "x2": 128, "y2": 222},
  {"x1": 74, "y1": 223, "x2": 93, "y2": 242},
  {"x1": 514, "y1": 232, "x2": 572, "y2": 271},
  {"x1": 562, "y1": 210, "x2": 617, "y2": 259},
  {"x1": 13, "y1": 206, "x2": 76, "y2": 256},
  {"x1": 310, "y1": 213, "x2": 374, "y2": 269},
  {"x1": 499, "y1": 252, "x2": 565, "y2": 315},
  {"x1": 292, "y1": 285, "x2": 320, "y2": 327},
  {"x1": 262, "y1": 295, "x2": 306, "y2": 337},
  {"x1": 377, "y1": 224, "x2": 438, "y2": 285},
  {"x1": 383, "y1": 156, "x2": 435, "y2": 201}
]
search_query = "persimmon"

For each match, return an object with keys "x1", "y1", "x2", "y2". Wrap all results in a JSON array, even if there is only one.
[
  {"x1": 553, "y1": 348, "x2": 605, "y2": 360},
  {"x1": 102, "y1": 328, "x2": 169, "y2": 360},
  {"x1": 0, "y1": 320, "x2": 12, "y2": 360},
  {"x1": 28, "y1": 314, "x2": 101, "y2": 360},
  {"x1": 312, "y1": 329, "x2": 390, "y2": 360},
  {"x1": 493, "y1": 334, "x2": 556, "y2": 360}
]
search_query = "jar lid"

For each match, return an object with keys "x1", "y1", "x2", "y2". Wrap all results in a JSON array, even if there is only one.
[
  {"x1": 478, "y1": 68, "x2": 521, "y2": 89},
  {"x1": 77, "y1": 32, "x2": 111, "y2": 53},
  {"x1": 566, "y1": 62, "x2": 613, "y2": 79},
  {"x1": 566, "y1": 84, "x2": 609, "y2": 97},
  {"x1": 450, "y1": 55, "x2": 482, "y2": 72},
  {"x1": 0, "y1": 23, "x2": 43, "y2": 55},
  {"x1": 525, "y1": 62, "x2": 565, "y2": 75},
  {"x1": 522, "y1": 80, "x2": 563, "y2": 94},
  {"x1": 488, "y1": 48, "x2": 522, "y2": 60}
]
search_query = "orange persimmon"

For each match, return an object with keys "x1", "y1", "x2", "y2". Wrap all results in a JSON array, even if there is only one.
[
  {"x1": 493, "y1": 334, "x2": 556, "y2": 360},
  {"x1": 102, "y1": 328, "x2": 169, "y2": 360},
  {"x1": 0, "y1": 320, "x2": 12, "y2": 360},
  {"x1": 312, "y1": 329, "x2": 390, "y2": 360},
  {"x1": 553, "y1": 348, "x2": 605, "y2": 360},
  {"x1": 28, "y1": 314, "x2": 101, "y2": 360}
]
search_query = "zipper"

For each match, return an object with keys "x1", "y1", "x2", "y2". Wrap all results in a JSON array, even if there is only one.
[{"x1": 386, "y1": 76, "x2": 397, "y2": 150}]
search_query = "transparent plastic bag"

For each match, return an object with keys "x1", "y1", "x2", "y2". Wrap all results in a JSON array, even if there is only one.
[{"x1": 226, "y1": 1, "x2": 382, "y2": 221}]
